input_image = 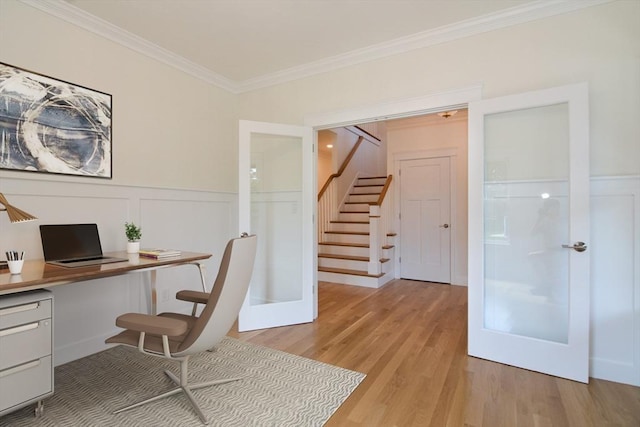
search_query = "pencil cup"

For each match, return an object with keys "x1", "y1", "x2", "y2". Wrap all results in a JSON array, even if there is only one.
[{"x1": 8, "y1": 260, "x2": 24, "y2": 275}]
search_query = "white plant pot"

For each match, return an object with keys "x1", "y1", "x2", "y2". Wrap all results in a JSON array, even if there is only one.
[{"x1": 127, "y1": 241, "x2": 140, "y2": 254}]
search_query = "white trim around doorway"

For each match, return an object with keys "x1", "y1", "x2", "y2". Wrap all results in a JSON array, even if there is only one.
[{"x1": 304, "y1": 85, "x2": 482, "y2": 129}]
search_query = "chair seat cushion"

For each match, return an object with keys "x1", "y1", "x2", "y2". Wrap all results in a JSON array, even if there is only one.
[{"x1": 106, "y1": 312, "x2": 197, "y2": 355}]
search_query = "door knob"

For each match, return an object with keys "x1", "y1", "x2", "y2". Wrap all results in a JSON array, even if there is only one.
[
  {"x1": 562, "y1": 241, "x2": 587, "y2": 252},
  {"x1": 439, "y1": 224, "x2": 449, "y2": 229}
]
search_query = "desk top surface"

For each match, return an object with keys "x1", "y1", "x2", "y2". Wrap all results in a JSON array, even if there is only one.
[{"x1": 0, "y1": 251, "x2": 212, "y2": 296}]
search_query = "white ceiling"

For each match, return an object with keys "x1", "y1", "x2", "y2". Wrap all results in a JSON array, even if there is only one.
[
  {"x1": 60, "y1": 1, "x2": 534, "y2": 81},
  {"x1": 45, "y1": 0, "x2": 606, "y2": 92}
]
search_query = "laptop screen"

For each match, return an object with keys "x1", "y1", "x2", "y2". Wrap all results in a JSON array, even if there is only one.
[{"x1": 40, "y1": 224, "x2": 104, "y2": 262}]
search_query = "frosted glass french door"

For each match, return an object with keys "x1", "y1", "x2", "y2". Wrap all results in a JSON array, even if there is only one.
[
  {"x1": 468, "y1": 83, "x2": 590, "y2": 382},
  {"x1": 237, "y1": 120, "x2": 314, "y2": 331}
]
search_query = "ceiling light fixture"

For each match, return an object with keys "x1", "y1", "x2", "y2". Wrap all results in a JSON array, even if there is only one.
[{"x1": 437, "y1": 110, "x2": 458, "y2": 119}]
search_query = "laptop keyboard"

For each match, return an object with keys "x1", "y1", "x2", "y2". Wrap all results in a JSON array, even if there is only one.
[{"x1": 59, "y1": 257, "x2": 103, "y2": 264}]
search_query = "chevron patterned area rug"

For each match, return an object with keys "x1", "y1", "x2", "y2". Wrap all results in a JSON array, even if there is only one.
[{"x1": 0, "y1": 337, "x2": 365, "y2": 426}]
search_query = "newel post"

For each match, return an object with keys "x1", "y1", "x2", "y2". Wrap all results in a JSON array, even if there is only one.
[{"x1": 368, "y1": 205, "x2": 382, "y2": 275}]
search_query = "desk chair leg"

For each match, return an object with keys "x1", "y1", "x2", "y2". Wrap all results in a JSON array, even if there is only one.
[
  {"x1": 113, "y1": 387, "x2": 183, "y2": 414},
  {"x1": 114, "y1": 356, "x2": 242, "y2": 425}
]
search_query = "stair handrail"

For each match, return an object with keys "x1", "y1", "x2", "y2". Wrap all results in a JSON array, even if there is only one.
[
  {"x1": 368, "y1": 175, "x2": 393, "y2": 276},
  {"x1": 318, "y1": 136, "x2": 363, "y2": 201},
  {"x1": 317, "y1": 135, "x2": 365, "y2": 242},
  {"x1": 374, "y1": 174, "x2": 393, "y2": 206}
]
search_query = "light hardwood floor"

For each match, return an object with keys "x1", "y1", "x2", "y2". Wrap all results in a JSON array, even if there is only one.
[{"x1": 230, "y1": 280, "x2": 640, "y2": 426}]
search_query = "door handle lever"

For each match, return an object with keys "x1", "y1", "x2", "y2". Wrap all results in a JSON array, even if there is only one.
[
  {"x1": 439, "y1": 224, "x2": 449, "y2": 229},
  {"x1": 562, "y1": 241, "x2": 587, "y2": 252}
]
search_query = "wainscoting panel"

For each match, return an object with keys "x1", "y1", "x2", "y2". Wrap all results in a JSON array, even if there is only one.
[
  {"x1": 1, "y1": 176, "x2": 638, "y2": 385},
  {"x1": 590, "y1": 176, "x2": 639, "y2": 386},
  {"x1": 0, "y1": 177, "x2": 237, "y2": 365}
]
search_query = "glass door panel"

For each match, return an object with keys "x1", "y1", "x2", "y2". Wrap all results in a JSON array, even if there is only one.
[
  {"x1": 483, "y1": 103, "x2": 570, "y2": 344},
  {"x1": 249, "y1": 133, "x2": 303, "y2": 306},
  {"x1": 238, "y1": 120, "x2": 313, "y2": 331}
]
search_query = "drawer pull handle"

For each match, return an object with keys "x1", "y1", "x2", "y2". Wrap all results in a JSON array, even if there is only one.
[
  {"x1": 0, "y1": 322, "x2": 39, "y2": 337},
  {"x1": 0, "y1": 359, "x2": 40, "y2": 378},
  {"x1": 0, "y1": 302, "x2": 39, "y2": 316}
]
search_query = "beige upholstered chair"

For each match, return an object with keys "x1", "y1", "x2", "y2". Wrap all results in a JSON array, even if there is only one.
[{"x1": 105, "y1": 234, "x2": 257, "y2": 424}]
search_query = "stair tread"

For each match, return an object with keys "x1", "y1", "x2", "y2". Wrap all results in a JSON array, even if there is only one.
[
  {"x1": 340, "y1": 210, "x2": 369, "y2": 214},
  {"x1": 358, "y1": 176, "x2": 387, "y2": 180},
  {"x1": 318, "y1": 253, "x2": 369, "y2": 261},
  {"x1": 325, "y1": 231, "x2": 369, "y2": 235},
  {"x1": 354, "y1": 184, "x2": 384, "y2": 188},
  {"x1": 330, "y1": 220, "x2": 369, "y2": 224},
  {"x1": 345, "y1": 201, "x2": 376, "y2": 205},
  {"x1": 319, "y1": 241, "x2": 369, "y2": 248},
  {"x1": 318, "y1": 253, "x2": 390, "y2": 263},
  {"x1": 350, "y1": 192, "x2": 380, "y2": 196},
  {"x1": 318, "y1": 266, "x2": 384, "y2": 278}
]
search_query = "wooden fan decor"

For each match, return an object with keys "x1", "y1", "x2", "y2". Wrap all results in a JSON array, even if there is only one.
[{"x1": 0, "y1": 193, "x2": 37, "y2": 223}]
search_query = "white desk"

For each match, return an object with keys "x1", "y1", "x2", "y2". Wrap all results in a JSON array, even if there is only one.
[{"x1": 0, "y1": 251, "x2": 211, "y2": 417}]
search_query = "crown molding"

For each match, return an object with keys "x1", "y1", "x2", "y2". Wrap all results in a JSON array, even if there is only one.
[
  {"x1": 236, "y1": 0, "x2": 613, "y2": 92},
  {"x1": 21, "y1": 0, "x2": 237, "y2": 92},
  {"x1": 22, "y1": 0, "x2": 613, "y2": 94}
]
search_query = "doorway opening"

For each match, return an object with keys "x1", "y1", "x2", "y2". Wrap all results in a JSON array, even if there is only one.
[
  {"x1": 316, "y1": 109, "x2": 469, "y2": 288},
  {"x1": 305, "y1": 84, "x2": 482, "y2": 317}
]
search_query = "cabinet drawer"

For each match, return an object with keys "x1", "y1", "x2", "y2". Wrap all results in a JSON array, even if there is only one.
[
  {"x1": 0, "y1": 319, "x2": 52, "y2": 371},
  {"x1": 0, "y1": 355, "x2": 53, "y2": 415},
  {"x1": 0, "y1": 293, "x2": 52, "y2": 330}
]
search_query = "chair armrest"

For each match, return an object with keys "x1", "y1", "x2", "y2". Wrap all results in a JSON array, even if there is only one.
[
  {"x1": 176, "y1": 290, "x2": 209, "y2": 305},
  {"x1": 116, "y1": 313, "x2": 188, "y2": 337}
]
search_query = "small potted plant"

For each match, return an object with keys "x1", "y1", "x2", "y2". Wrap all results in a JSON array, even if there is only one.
[{"x1": 125, "y1": 222, "x2": 142, "y2": 253}]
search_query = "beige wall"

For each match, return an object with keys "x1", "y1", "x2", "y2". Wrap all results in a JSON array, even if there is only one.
[
  {"x1": 317, "y1": 130, "x2": 335, "y2": 192},
  {"x1": 387, "y1": 113, "x2": 469, "y2": 285},
  {"x1": 3, "y1": 1, "x2": 636, "y2": 190},
  {"x1": 238, "y1": 1, "x2": 640, "y2": 178},
  {"x1": 0, "y1": 1, "x2": 238, "y2": 192}
]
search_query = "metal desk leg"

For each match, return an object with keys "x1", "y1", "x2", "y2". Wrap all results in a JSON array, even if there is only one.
[
  {"x1": 151, "y1": 270, "x2": 158, "y2": 315},
  {"x1": 146, "y1": 263, "x2": 205, "y2": 316},
  {"x1": 195, "y1": 263, "x2": 208, "y2": 293},
  {"x1": 188, "y1": 263, "x2": 208, "y2": 316},
  {"x1": 146, "y1": 270, "x2": 157, "y2": 315}
]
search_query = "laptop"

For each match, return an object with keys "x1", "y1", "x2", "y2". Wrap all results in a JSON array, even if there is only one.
[{"x1": 40, "y1": 224, "x2": 127, "y2": 268}]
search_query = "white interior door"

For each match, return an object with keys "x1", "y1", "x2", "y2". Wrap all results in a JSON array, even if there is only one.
[
  {"x1": 238, "y1": 120, "x2": 314, "y2": 331},
  {"x1": 468, "y1": 83, "x2": 590, "y2": 382},
  {"x1": 400, "y1": 157, "x2": 451, "y2": 283}
]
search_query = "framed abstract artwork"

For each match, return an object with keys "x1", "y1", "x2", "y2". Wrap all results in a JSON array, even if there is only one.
[{"x1": 0, "y1": 62, "x2": 112, "y2": 178}]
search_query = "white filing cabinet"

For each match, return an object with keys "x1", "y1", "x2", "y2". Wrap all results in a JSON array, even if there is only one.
[{"x1": 0, "y1": 289, "x2": 53, "y2": 418}]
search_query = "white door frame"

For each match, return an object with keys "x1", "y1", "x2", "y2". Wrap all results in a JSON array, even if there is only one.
[
  {"x1": 393, "y1": 148, "x2": 458, "y2": 283},
  {"x1": 305, "y1": 84, "x2": 481, "y2": 316},
  {"x1": 305, "y1": 85, "x2": 482, "y2": 130}
]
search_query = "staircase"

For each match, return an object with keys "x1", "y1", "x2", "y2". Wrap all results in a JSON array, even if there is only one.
[{"x1": 318, "y1": 176, "x2": 395, "y2": 288}]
